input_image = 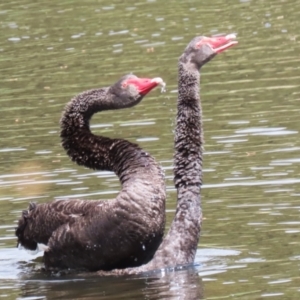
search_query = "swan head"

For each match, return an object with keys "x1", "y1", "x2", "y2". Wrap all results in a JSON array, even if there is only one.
[
  {"x1": 180, "y1": 33, "x2": 238, "y2": 69},
  {"x1": 109, "y1": 74, "x2": 165, "y2": 108}
]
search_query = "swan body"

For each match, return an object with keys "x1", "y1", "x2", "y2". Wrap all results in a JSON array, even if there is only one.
[{"x1": 16, "y1": 75, "x2": 167, "y2": 271}]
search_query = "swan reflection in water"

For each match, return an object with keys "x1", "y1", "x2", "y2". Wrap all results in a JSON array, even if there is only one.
[
  {"x1": 18, "y1": 264, "x2": 204, "y2": 300},
  {"x1": 2, "y1": 247, "x2": 241, "y2": 299}
]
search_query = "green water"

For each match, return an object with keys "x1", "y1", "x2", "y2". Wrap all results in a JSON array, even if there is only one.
[{"x1": 1, "y1": 0, "x2": 300, "y2": 299}]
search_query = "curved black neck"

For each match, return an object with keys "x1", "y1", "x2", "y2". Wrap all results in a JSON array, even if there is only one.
[{"x1": 60, "y1": 88, "x2": 162, "y2": 187}]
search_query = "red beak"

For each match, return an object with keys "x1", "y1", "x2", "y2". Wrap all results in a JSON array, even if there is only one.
[
  {"x1": 124, "y1": 77, "x2": 165, "y2": 95},
  {"x1": 200, "y1": 34, "x2": 238, "y2": 53}
]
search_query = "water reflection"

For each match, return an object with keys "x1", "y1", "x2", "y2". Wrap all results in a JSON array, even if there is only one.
[
  {"x1": 17, "y1": 269, "x2": 203, "y2": 300},
  {"x1": 0, "y1": 248, "x2": 243, "y2": 299}
]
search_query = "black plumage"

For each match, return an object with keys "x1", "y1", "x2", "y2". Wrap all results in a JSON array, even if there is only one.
[{"x1": 16, "y1": 74, "x2": 166, "y2": 271}]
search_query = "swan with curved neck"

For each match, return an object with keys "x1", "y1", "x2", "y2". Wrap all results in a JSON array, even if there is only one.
[
  {"x1": 96, "y1": 34, "x2": 238, "y2": 275},
  {"x1": 16, "y1": 74, "x2": 167, "y2": 271}
]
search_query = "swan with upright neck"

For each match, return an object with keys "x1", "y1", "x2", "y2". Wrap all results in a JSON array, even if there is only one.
[
  {"x1": 16, "y1": 74, "x2": 167, "y2": 271},
  {"x1": 96, "y1": 34, "x2": 238, "y2": 275}
]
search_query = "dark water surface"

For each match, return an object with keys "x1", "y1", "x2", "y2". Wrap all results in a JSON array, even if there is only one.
[{"x1": 1, "y1": 0, "x2": 300, "y2": 299}]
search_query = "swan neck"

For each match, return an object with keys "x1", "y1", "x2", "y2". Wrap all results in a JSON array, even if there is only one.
[
  {"x1": 60, "y1": 88, "x2": 164, "y2": 187},
  {"x1": 164, "y1": 60, "x2": 203, "y2": 264},
  {"x1": 175, "y1": 62, "x2": 203, "y2": 188},
  {"x1": 144, "y1": 61, "x2": 203, "y2": 269}
]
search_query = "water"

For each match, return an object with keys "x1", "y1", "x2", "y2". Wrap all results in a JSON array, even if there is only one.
[{"x1": 1, "y1": 0, "x2": 300, "y2": 299}]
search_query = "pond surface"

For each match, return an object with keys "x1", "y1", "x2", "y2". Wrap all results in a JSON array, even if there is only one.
[{"x1": 1, "y1": 0, "x2": 300, "y2": 299}]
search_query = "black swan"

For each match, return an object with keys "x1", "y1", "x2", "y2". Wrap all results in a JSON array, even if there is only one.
[
  {"x1": 16, "y1": 74, "x2": 167, "y2": 271},
  {"x1": 96, "y1": 34, "x2": 238, "y2": 276}
]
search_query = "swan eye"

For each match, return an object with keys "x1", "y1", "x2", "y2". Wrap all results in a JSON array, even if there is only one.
[
  {"x1": 195, "y1": 40, "x2": 204, "y2": 49},
  {"x1": 196, "y1": 37, "x2": 209, "y2": 49}
]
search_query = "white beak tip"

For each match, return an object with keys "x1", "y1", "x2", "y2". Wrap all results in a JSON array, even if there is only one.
[
  {"x1": 151, "y1": 77, "x2": 166, "y2": 93},
  {"x1": 225, "y1": 33, "x2": 237, "y2": 40}
]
